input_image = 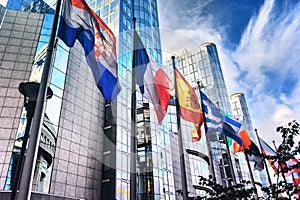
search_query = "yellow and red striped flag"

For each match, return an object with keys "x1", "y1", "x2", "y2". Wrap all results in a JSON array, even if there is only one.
[{"x1": 175, "y1": 68, "x2": 203, "y2": 141}]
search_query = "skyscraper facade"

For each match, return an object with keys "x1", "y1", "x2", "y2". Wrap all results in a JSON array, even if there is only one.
[
  {"x1": 91, "y1": 0, "x2": 173, "y2": 199},
  {"x1": 0, "y1": 4, "x2": 58, "y2": 195},
  {"x1": 165, "y1": 43, "x2": 238, "y2": 187},
  {"x1": 1, "y1": 0, "x2": 198, "y2": 199},
  {"x1": 6, "y1": 0, "x2": 54, "y2": 14},
  {"x1": 230, "y1": 93, "x2": 269, "y2": 189},
  {"x1": 0, "y1": 1, "x2": 107, "y2": 199}
]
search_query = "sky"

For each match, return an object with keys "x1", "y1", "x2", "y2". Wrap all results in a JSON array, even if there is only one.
[
  {"x1": 0, "y1": 0, "x2": 6, "y2": 7},
  {"x1": 157, "y1": 0, "x2": 300, "y2": 146}
]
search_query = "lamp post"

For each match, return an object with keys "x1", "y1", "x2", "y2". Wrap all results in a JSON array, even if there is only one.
[{"x1": 10, "y1": 82, "x2": 53, "y2": 200}]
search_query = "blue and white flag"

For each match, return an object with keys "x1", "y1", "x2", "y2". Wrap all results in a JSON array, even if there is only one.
[
  {"x1": 58, "y1": 0, "x2": 121, "y2": 101},
  {"x1": 201, "y1": 92, "x2": 242, "y2": 145}
]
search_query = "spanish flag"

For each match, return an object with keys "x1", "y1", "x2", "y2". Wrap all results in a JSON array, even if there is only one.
[{"x1": 175, "y1": 68, "x2": 203, "y2": 141}]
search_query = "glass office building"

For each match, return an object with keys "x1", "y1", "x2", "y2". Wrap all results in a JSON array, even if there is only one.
[
  {"x1": 6, "y1": 0, "x2": 55, "y2": 14},
  {"x1": 1, "y1": 0, "x2": 205, "y2": 199},
  {"x1": 165, "y1": 42, "x2": 239, "y2": 187},
  {"x1": 92, "y1": 0, "x2": 185, "y2": 199},
  {"x1": 1, "y1": 0, "x2": 105, "y2": 198},
  {"x1": 230, "y1": 93, "x2": 269, "y2": 190},
  {"x1": 0, "y1": 3, "x2": 71, "y2": 194},
  {"x1": 0, "y1": 5, "x2": 46, "y2": 192}
]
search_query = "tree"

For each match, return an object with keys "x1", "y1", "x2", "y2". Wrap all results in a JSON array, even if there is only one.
[{"x1": 193, "y1": 120, "x2": 300, "y2": 200}]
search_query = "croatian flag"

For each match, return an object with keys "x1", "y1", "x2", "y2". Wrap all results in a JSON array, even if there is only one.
[
  {"x1": 134, "y1": 31, "x2": 173, "y2": 124},
  {"x1": 58, "y1": 0, "x2": 121, "y2": 101}
]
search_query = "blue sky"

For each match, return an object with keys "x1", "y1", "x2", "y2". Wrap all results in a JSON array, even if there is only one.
[{"x1": 158, "y1": 0, "x2": 300, "y2": 145}]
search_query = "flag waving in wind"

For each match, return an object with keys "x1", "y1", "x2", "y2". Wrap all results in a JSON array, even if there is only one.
[
  {"x1": 248, "y1": 141, "x2": 264, "y2": 171},
  {"x1": 175, "y1": 69, "x2": 203, "y2": 141},
  {"x1": 259, "y1": 137, "x2": 279, "y2": 173},
  {"x1": 134, "y1": 31, "x2": 173, "y2": 125},
  {"x1": 232, "y1": 130, "x2": 264, "y2": 170},
  {"x1": 201, "y1": 91, "x2": 242, "y2": 145},
  {"x1": 233, "y1": 129, "x2": 251, "y2": 153},
  {"x1": 58, "y1": 0, "x2": 121, "y2": 101}
]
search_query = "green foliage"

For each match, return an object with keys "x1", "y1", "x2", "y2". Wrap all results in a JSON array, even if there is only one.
[
  {"x1": 192, "y1": 120, "x2": 300, "y2": 200},
  {"x1": 193, "y1": 176, "x2": 257, "y2": 199}
]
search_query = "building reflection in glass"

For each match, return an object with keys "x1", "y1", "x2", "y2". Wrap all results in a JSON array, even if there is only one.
[{"x1": 4, "y1": 10, "x2": 69, "y2": 192}]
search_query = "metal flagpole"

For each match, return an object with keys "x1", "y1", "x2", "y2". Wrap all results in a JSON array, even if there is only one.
[
  {"x1": 196, "y1": 81, "x2": 216, "y2": 182},
  {"x1": 244, "y1": 152, "x2": 259, "y2": 198},
  {"x1": 255, "y1": 129, "x2": 273, "y2": 187},
  {"x1": 172, "y1": 56, "x2": 189, "y2": 200},
  {"x1": 130, "y1": 17, "x2": 137, "y2": 200},
  {"x1": 224, "y1": 136, "x2": 238, "y2": 185},
  {"x1": 17, "y1": 0, "x2": 62, "y2": 199},
  {"x1": 272, "y1": 141, "x2": 288, "y2": 185}
]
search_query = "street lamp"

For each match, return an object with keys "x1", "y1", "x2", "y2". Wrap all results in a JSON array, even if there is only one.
[{"x1": 10, "y1": 82, "x2": 53, "y2": 200}]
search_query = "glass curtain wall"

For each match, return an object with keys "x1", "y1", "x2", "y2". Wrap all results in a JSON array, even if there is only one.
[
  {"x1": 4, "y1": 10, "x2": 69, "y2": 192},
  {"x1": 230, "y1": 93, "x2": 268, "y2": 193},
  {"x1": 164, "y1": 50, "x2": 211, "y2": 197},
  {"x1": 198, "y1": 43, "x2": 235, "y2": 186},
  {"x1": 164, "y1": 42, "x2": 237, "y2": 187},
  {"x1": 96, "y1": 0, "x2": 176, "y2": 199}
]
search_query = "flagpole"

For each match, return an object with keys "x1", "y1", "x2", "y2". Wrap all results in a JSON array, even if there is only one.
[
  {"x1": 255, "y1": 129, "x2": 273, "y2": 187},
  {"x1": 172, "y1": 56, "x2": 189, "y2": 200},
  {"x1": 130, "y1": 17, "x2": 137, "y2": 200},
  {"x1": 16, "y1": 0, "x2": 62, "y2": 199},
  {"x1": 196, "y1": 81, "x2": 216, "y2": 182},
  {"x1": 272, "y1": 141, "x2": 288, "y2": 185},
  {"x1": 224, "y1": 136, "x2": 238, "y2": 185},
  {"x1": 244, "y1": 151, "x2": 259, "y2": 198}
]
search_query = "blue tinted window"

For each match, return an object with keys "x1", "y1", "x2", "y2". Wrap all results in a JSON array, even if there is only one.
[
  {"x1": 54, "y1": 46, "x2": 68, "y2": 72},
  {"x1": 104, "y1": 5, "x2": 109, "y2": 16},
  {"x1": 51, "y1": 67, "x2": 65, "y2": 89}
]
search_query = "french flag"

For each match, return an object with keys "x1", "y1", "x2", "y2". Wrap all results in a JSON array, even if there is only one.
[
  {"x1": 134, "y1": 31, "x2": 173, "y2": 125},
  {"x1": 58, "y1": 0, "x2": 121, "y2": 101}
]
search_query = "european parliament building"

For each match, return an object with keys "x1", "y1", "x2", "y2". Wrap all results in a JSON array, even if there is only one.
[
  {"x1": 0, "y1": 0, "x2": 268, "y2": 199},
  {"x1": 165, "y1": 43, "x2": 238, "y2": 187},
  {"x1": 230, "y1": 93, "x2": 269, "y2": 189}
]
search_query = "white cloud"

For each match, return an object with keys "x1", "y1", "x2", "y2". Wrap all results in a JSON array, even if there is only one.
[
  {"x1": 158, "y1": 0, "x2": 300, "y2": 146},
  {"x1": 231, "y1": 0, "x2": 300, "y2": 145},
  {"x1": 0, "y1": 0, "x2": 7, "y2": 7},
  {"x1": 158, "y1": 0, "x2": 222, "y2": 55},
  {"x1": 158, "y1": 0, "x2": 213, "y2": 30},
  {"x1": 280, "y1": 82, "x2": 300, "y2": 105}
]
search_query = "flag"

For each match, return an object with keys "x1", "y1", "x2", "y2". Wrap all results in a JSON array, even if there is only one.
[
  {"x1": 259, "y1": 137, "x2": 279, "y2": 173},
  {"x1": 233, "y1": 130, "x2": 251, "y2": 153},
  {"x1": 58, "y1": 0, "x2": 120, "y2": 101},
  {"x1": 201, "y1": 92, "x2": 242, "y2": 145},
  {"x1": 292, "y1": 159, "x2": 300, "y2": 184},
  {"x1": 191, "y1": 123, "x2": 202, "y2": 142},
  {"x1": 222, "y1": 111, "x2": 243, "y2": 145},
  {"x1": 248, "y1": 140, "x2": 264, "y2": 171},
  {"x1": 294, "y1": 172, "x2": 300, "y2": 185},
  {"x1": 231, "y1": 130, "x2": 263, "y2": 170},
  {"x1": 259, "y1": 137, "x2": 277, "y2": 156},
  {"x1": 134, "y1": 31, "x2": 173, "y2": 125},
  {"x1": 175, "y1": 69, "x2": 202, "y2": 123},
  {"x1": 260, "y1": 138, "x2": 299, "y2": 176},
  {"x1": 284, "y1": 157, "x2": 300, "y2": 177},
  {"x1": 175, "y1": 69, "x2": 203, "y2": 141},
  {"x1": 293, "y1": 159, "x2": 300, "y2": 186}
]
